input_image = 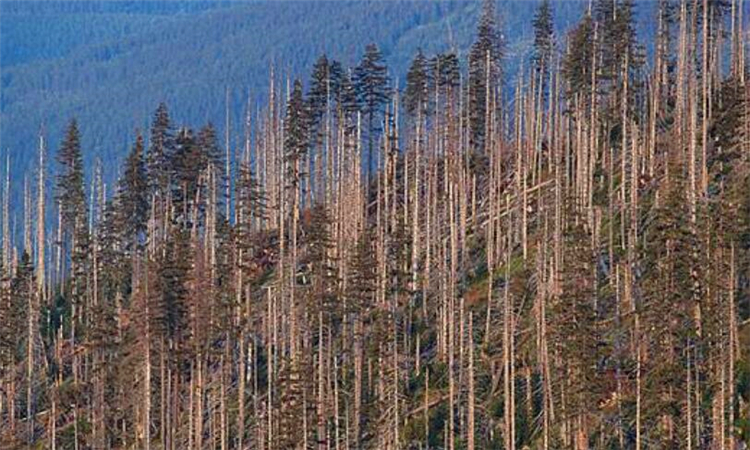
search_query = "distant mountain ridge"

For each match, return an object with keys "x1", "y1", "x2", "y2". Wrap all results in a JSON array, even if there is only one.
[{"x1": 1, "y1": 0, "x2": 655, "y2": 210}]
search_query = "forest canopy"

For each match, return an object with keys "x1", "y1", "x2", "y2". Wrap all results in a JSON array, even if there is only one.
[{"x1": 1, "y1": 0, "x2": 750, "y2": 449}]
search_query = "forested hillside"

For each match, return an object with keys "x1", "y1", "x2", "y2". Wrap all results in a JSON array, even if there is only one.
[{"x1": 2, "y1": 0, "x2": 750, "y2": 449}]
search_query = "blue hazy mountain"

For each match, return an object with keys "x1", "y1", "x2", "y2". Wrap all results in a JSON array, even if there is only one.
[{"x1": 1, "y1": 0, "x2": 655, "y2": 200}]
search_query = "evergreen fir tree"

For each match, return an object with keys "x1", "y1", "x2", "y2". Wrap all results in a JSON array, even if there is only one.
[
  {"x1": 532, "y1": 0, "x2": 554, "y2": 80},
  {"x1": 277, "y1": 353, "x2": 306, "y2": 449},
  {"x1": 117, "y1": 133, "x2": 149, "y2": 252},
  {"x1": 305, "y1": 204, "x2": 338, "y2": 319},
  {"x1": 404, "y1": 49, "x2": 430, "y2": 119},
  {"x1": 328, "y1": 59, "x2": 345, "y2": 102},
  {"x1": 285, "y1": 79, "x2": 309, "y2": 192},
  {"x1": 153, "y1": 228, "x2": 191, "y2": 346},
  {"x1": 196, "y1": 122, "x2": 224, "y2": 170},
  {"x1": 170, "y1": 127, "x2": 200, "y2": 225},
  {"x1": 148, "y1": 103, "x2": 174, "y2": 196},
  {"x1": 601, "y1": 0, "x2": 643, "y2": 87},
  {"x1": 170, "y1": 124, "x2": 223, "y2": 225},
  {"x1": 11, "y1": 252, "x2": 37, "y2": 441},
  {"x1": 98, "y1": 197, "x2": 128, "y2": 303},
  {"x1": 56, "y1": 119, "x2": 87, "y2": 239},
  {"x1": 430, "y1": 51, "x2": 461, "y2": 103},
  {"x1": 308, "y1": 54, "x2": 331, "y2": 130},
  {"x1": 196, "y1": 123, "x2": 226, "y2": 218},
  {"x1": 55, "y1": 119, "x2": 90, "y2": 338},
  {"x1": 468, "y1": 0, "x2": 503, "y2": 152},
  {"x1": 553, "y1": 209, "x2": 601, "y2": 439},
  {"x1": 639, "y1": 156, "x2": 702, "y2": 445},
  {"x1": 337, "y1": 68, "x2": 360, "y2": 117},
  {"x1": 308, "y1": 54, "x2": 332, "y2": 201},
  {"x1": 562, "y1": 13, "x2": 595, "y2": 100},
  {"x1": 354, "y1": 43, "x2": 390, "y2": 178}
]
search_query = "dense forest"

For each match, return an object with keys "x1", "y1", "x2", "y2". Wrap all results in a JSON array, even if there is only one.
[{"x1": 2, "y1": 0, "x2": 750, "y2": 449}]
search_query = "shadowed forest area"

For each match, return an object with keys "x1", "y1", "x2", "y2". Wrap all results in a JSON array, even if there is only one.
[{"x1": 1, "y1": 0, "x2": 750, "y2": 449}]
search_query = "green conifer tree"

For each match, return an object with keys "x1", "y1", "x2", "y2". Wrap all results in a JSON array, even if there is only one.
[
  {"x1": 148, "y1": 103, "x2": 174, "y2": 196},
  {"x1": 117, "y1": 133, "x2": 149, "y2": 253},
  {"x1": 285, "y1": 79, "x2": 310, "y2": 193},
  {"x1": 354, "y1": 43, "x2": 390, "y2": 178},
  {"x1": 532, "y1": 0, "x2": 554, "y2": 81},
  {"x1": 404, "y1": 49, "x2": 430, "y2": 119},
  {"x1": 468, "y1": 0, "x2": 503, "y2": 152}
]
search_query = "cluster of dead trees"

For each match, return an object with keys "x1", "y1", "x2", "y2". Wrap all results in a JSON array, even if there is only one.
[{"x1": 1, "y1": 0, "x2": 750, "y2": 448}]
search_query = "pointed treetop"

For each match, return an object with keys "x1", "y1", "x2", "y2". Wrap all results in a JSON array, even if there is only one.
[
  {"x1": 474, "y1": 0, "x2": 502, "y2": 60},
  {"x1": 308, "y1": 53, "x2": 332, "y2": 127},
  {"x1": 404, "y1": 49, "x2": 430, "y2": 118},
  {"x1": 354, "y1": 43, "x2": 390, "y2": 113},
  {"x1": 532, "y1": 0, "x2": 554, "y2": 73},
  {"x1": 285, "y1": 79, "x2": 310, "y2": 162}
]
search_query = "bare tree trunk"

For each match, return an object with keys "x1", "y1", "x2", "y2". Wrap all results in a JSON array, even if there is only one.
[
  {"x1": 467, "y1": 312, "x2": 475, "y2": 450},
  {"x1": 728, "y1": 243, "x2": 736, "y2": 450},
  {"x1": 143, "y1": 280, "x2": 152, "y2": 450},
  {"x1": 26, "y1": 261, "x2": 35, "y2": 444},
  {"x1": 238, "y1": 277, "x2": 246, "y2": 450},
  {"x1": 318, "y1": 312, "x2": 326, "y2": 450},
  {"x1": 636, "y1": 313, "x2": 642, "y2": 450}
]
